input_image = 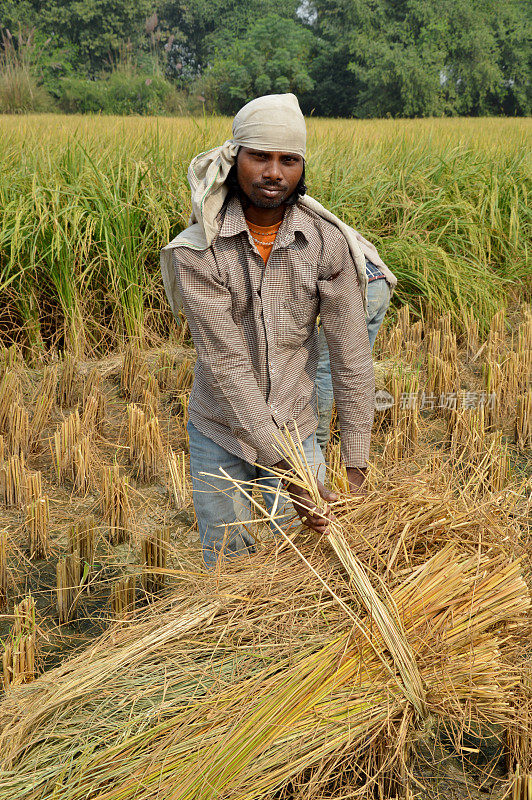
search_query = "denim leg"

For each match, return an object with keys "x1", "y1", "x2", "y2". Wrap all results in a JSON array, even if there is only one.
[
  {"x1": 315, "y1": 325, "x2": 334, "y2": 455},
  {"x1": 257, "y1": 432, "x2": 327, "y2": 534},
  {"x1": 188, "y1": 421, "x2": 258, "y2": 569},
  {"x1": 366, "y1": 279, "x2": 391, "y2": 350},
  {"x1": 314, "y1": 281, "x2": 391, "y2": 453}
]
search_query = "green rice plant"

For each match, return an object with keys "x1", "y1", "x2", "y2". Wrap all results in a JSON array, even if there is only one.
[{"x1": 0, "y1": 115, "x2": 529, "y2": 350}]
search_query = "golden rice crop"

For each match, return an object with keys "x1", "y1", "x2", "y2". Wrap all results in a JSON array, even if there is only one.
[{"x1": 0, "y1": 115, "x2": 529, "y2": 352}]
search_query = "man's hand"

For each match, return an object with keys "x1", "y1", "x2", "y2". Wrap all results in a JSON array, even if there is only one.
[
  {"x1": 346, "y1": 466, "x2": 368, "y2": 496},
  {"x1": 273, "y1": 459, "x2": 337, "y2": 534},
  {"x1": 286, "y1": 478, "x2": 338, "y2": 534}
]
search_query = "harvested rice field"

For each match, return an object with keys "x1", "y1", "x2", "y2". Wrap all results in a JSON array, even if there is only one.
[{"x1": 0, "y1": 115, "x2": 531, "y2": 799}]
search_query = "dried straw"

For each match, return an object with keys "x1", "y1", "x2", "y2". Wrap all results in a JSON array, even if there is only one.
[
  {"x1": 155, "y1": 350, "x2": 178, "y2": 391},
  {"x1": 2, "y1": 595, "x2": 36, "y2": 690},
  {"x1": 516, "y1": 390, "x2": 532, "y2": 451},
  {"x1": 30, "y1": 365, "x2": 57, "y2": 447},
  {"x1": 24, "y1": 470, "x2": 42, "y2": 505},
  {"x1": 0, "y1": 370, "x2": 20, "y2": 432},
  {"x1": 68, "y1": 516, "x2": 96, "y2": 587},
  {"x1": 52, "y1": 408, "x2": 81, "y2": 484},
  {"x1": 57, "y1": 352, "x2": 78, "y2": 407},
  {"x1": 0, "y1": 452, "x2": 26, "y2": 507},
  {"x1": 56, "y1": 552, "x2": 81, "y2": 625},
  {"x1": 0, "y1": 530, "x2": 7, "y2": 611},
  {"x1": 72, "y1": 434, "x2": 93, "y2": 494},
  {"x1": 168, "y1": 449, "x2": 188, "y2": 507},
  {"x1": 26, "y1": 497, "x2": 49, "y2": 560},
  {"x1": 6, "y1": 402, "x2": 29, "y2": 457},
  {"x1": 173, "y1": 357, "x2": 194, "y2": 393},
  {"x1": 82, "y1": 392, "x2": 105, "y2": 434},
  {"x1": 250, "y1": 427, "x2": 427, "y2": 717},
  {"x1": 127, "y1": 403, "x2": 164, "y2": 482},
  {"x1": 141, "y1": 527, "x2": 170, "y2": 595},
  {"x1": 508, "y1": 668, "x2": 532, "y2": 800},
  {"x1": 0, "y1": 541, "x2": 527, "y2": 800},
  {"x1": 120, "y1": 345, "x2": 144, "y2": 399},
  {"x1": 110, "y1": 576, "x2": 136, "y2": 618},
  {"x1": 101, "y1": 464, "x2": 130, "y2": 545},
  {"x1": 487, "y1": 308, "x2": 507, "y2": 361}
]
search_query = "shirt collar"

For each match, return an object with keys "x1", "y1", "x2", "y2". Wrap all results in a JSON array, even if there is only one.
[{"x1": 217, "y1": 194, "x2": 313, "y2": 246}]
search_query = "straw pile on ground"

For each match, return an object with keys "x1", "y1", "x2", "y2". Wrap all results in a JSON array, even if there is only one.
[{"x1": 0, "y1": 443, "x2": 529, "y2": 799}]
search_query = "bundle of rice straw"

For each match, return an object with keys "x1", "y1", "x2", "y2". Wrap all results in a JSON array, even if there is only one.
[{"x1": 0, "y1": 516, "x2": 528, "y2": 799}]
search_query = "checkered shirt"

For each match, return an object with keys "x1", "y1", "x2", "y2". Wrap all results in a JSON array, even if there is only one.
[{"x1": 173, "y1": 195, "x2": 375, "y2": 468}]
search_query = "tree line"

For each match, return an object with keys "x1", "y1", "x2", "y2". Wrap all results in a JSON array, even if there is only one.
[{"x1": 0, "y1": 0, "x2": 530, "y2": 116}]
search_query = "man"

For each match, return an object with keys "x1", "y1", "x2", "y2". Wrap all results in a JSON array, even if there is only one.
[
  {"x1": 161, "y1": 94, "x2": 386, "y2": 568},
  {"x1": 315, "y1": 258, "x2": 396, "y2": 453}
]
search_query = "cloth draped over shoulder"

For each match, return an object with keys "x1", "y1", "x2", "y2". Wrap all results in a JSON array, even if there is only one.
[{"x1": 160, "y1": 93, "x2": 397, "y2": 319}]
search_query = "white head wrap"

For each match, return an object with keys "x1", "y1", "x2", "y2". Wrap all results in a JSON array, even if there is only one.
[{"x1": 161, "y1": 93, "x2": 396, "y2": 317}]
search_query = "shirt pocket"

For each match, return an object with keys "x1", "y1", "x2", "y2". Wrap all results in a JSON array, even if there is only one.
[{"x1": 276, "y1": 297, "x2": 319, "y2": 347}]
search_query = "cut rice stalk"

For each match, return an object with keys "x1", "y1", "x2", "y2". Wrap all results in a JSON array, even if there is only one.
[
  {"x1": 0, "y1": 370, "x2": 20, "y2": 432},
  {"x1": 26, "y1": 497, "x2": 49, "y2": 560},
  {"x1": 57, "y1": 352, "x2": 78, "y2": 407},
  {"x1": 0, "y1": 530, "x2": 8, "y2": 611},
  {"x1": 0, "y1": 452, "x2": 26, "y2": 507},
  {"x1": 82, "y1": 367, "x2": 101, "y2": 404},
  {"x1": 6, "y1": 403, "x2": 29, "y2": 457},
  {"x1": 82, "y1": 392, "x2": 105, "y2": 434},
  {"x1": 110, "y1": 576, "x2": 136, "y2": 618},
  {"x1": 487, "y1": 308, "x2": 507, "y2": 361},
  {"x1": 508, "y1": 668, "x2": 532, "y2": 800},
  {"x1": 155, "y1": 350, "x2": 177, "y2": 391},
  {"x1": 51, "y1": 408, "x2": 82, "y2": 484},
  {"x1": 464, "y1": 308, "x2": 480, "y2": 357},
  {"x1": 168, "y1": 450, "x2": 188, "y2": 508},
  {"x1": 515, "y1": 390, "x2": 532, "y2": 451},
  {"x1": 68, "y1": 516, "x2": 96, "y2": 588},
  {"x1": 24, "y1": 470, "x2": 42, "y2": 505},
  {"x1": 101, "y1": 464, "x2": 131, "y2": 544},
  {"x1": 127, "y1": 404, "x2": 164, "y2": 482},
  {"x1": 120, "y1": 345, "x2": 145, "y2": 399},
  {"x1": 56, "y1": 552, "x2": 81, "y2": 625},
  {"x1": 30, "y1": 365, "x2": 57, "y2": 447},
  {"x1": 173, "y1": 357, "x2": 194, "y2": 393},
  {"x1": 2, "y1": 595, "x2": 37, "y2": 689},
  {"x1": 141, "y1": 527, "x2": 170, "y2": 595},
  {"x1": 72, "y1": 434, "x2": 93, "y2": 494}
]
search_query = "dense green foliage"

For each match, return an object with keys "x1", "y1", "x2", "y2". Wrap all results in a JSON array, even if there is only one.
[
  {"x1": 205, "y1": 14, "x2": 314, "y2": 114},
  {"x1": 0, "y1": 115, "x2": 529, "y2": 355},
  {"x1": 59, "y1": 69, "x2": 184, "y2": 115},
  {"x1": 0, "y1": 0, "x2": 530, "y2": 116},
  {"x1": 309, "y1": 0, "x2": 531, "y2": 118}
]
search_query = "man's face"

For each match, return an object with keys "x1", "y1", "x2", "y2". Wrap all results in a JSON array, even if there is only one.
[{"x1": 236, "y1": 147, "x2": 304, "y2": 209}]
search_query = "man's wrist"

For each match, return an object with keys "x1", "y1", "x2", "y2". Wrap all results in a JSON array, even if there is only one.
[{"x1": 273, "y1": 460, "x2": 295, "y2": 488}]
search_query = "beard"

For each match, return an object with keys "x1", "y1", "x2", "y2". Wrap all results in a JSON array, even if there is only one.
[{"x1": 241, "y1": 183, "x2": 290, "y2": 209}]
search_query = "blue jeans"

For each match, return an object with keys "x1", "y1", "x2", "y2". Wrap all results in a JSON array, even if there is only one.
[
  {"x1": 188, "y1": 421, "x2": 326, "y2": 569},
  {"x1": 315, "y1": 278, "x2": 390, "y2": 453}
]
